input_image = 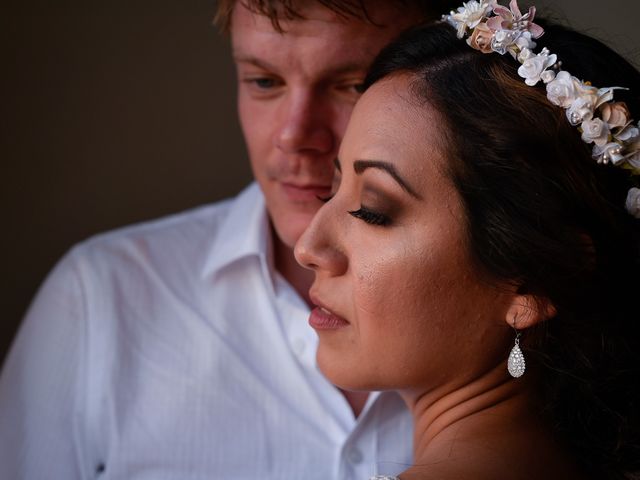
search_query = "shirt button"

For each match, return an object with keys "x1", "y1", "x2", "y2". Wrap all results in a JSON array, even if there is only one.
[
  {"x1": 292, "y1": 338, "x2": 306, "y2": 356},
  {"x1": 347, "y1": 447, "x2": 363, "y2": 464}
]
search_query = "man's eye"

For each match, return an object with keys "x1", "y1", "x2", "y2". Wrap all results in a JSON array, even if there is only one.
[
  {"x1": 253, "y1": 78, "x2": 276, "y2": 89},
  {"x1": 337, "y1": 81, "x2": 365, "y2": 96},
  {"x1": 349, "y1": 83, "x2": 365, "y2": 94},
  {"x1": 244, "y1": 77, "x2": 279, "y2": 89}
]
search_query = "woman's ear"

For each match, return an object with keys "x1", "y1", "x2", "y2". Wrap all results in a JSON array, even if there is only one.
[{"x1": 504, "y1": 294, "x2": 557, "y2": 329}]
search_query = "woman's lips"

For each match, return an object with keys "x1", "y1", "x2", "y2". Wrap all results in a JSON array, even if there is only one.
[{"x1": 309, "y1": 306, "x2": 350, "y2": 330}]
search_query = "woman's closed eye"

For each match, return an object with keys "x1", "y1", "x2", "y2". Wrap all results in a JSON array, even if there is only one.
[{"x1": 348, "y1": 207, "x2": 391, "y2": 226}]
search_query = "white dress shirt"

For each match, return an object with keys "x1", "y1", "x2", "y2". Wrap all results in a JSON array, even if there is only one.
[{"x1": 0, "y1": 183, "x2": 413, "y2": 480}]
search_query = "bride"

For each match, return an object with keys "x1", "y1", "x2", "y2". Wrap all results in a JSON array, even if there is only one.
[{"x1": 295, "y1": 2, "x2": 640, "y2": 479}]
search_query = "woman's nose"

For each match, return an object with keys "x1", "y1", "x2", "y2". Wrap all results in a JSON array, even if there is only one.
[{"x1": 294, "y1": 201, "x2": 348, "y2": 276}]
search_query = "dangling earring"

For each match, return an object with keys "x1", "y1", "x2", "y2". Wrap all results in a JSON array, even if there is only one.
[{"x1": 507, "y1": 324, "x2": 526, "y2": 378}]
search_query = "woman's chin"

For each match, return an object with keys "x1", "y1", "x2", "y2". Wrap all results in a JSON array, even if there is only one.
[{"x1": 317, "y1": 349, "x2": 387, "y2": 393}]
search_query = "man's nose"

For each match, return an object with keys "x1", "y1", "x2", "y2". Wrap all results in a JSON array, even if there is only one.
[{"x1": 275, "y1": 91, "x2": 335, "y2": 155}]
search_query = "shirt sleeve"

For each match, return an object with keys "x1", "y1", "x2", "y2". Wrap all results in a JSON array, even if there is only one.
[{"x1": 0, "y1": 247, "x2": 89, "y2": 479}]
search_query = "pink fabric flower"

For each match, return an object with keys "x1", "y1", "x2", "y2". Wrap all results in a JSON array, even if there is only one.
[
  {"x1": 601, "y1": 102, "x2": 630, "y2": 129},
  {"x1": 467, "y1": 22, "x2": 496, "y2": 53},
  {"x1": 487, "y1": 0, "x2": 544, "y2": 38}
]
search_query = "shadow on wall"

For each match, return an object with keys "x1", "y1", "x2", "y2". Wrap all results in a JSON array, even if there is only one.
[{"x1": 1, "y1": 0, "x2": 639, "y2": 365}]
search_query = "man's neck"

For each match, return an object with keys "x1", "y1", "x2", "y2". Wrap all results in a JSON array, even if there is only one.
[
  {"x1": 273, "y1": 232, "x2": 314, "y2": 304},
  {"x1": 273, "y1": 230, "x2": 369, "y2": 418}
]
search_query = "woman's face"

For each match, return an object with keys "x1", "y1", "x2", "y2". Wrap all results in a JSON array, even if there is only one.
[{"x1": 295, "y1": 75, "x2": 515, "y2": 394}]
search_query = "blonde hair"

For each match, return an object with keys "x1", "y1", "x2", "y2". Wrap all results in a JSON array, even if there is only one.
[{"x1": 213, "y1": 0, "x2": 456, "y2": 33}]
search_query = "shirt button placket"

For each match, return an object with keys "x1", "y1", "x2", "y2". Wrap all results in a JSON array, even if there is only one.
[{"x1": 347, "y1": 447, "x2": 363, "y2": 464}]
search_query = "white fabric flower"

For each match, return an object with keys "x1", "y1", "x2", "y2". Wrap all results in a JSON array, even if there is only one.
[
  {"x1": 516, "y1": 47, "x2": 534, "y2": 62},
  {"x1": 613, "y1": 121, "x2": 640, "y2": 143},
  {"x1": 592, "y1": 142, "x2": 625, "y2": 165},
  {"x1": 625, "y1": 187, "x2": 640, "y2": 218},
  {"x1": 540, "y1": 70, "x2": 556, "y2": 84},
  {"x1": 491, "y1": 28, "x2": 520, "y2": 55},
  {"x1": 451, "y1": 0, "x2": 496, "y2": 38},
  {"x1": 620, "y1": 123, "x2": 640, "y2": 165},
  {"x1": 595, "y1": 87, "x2": 617, "y2": 107},
  {"x1": 566, "y1": 96, "x2": 597, "y2": 125},
  {"x1": 565, "y1": 84, "x2": 618, "y2": 126},
  {"x1": 546, "y1": 71, "x2": 580, "y2": 108},
  {"x1": 514, "y1": 31, "x2": 536, "y2": 52},
  {"x1": 517, "y1": 47, "x2": 557, "y2": 86},
  {"x1": 581, "y1": 118, "x2": 610, "y2": 146},
  {"x1": 626, "y1": 150, "x2": 640, "y2": 171}
]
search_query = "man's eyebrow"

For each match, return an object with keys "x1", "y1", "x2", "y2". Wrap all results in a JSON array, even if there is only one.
[
  {"x1": 322, "y1": 62, "x2": 370, "y2": 76},
  {"x1": 353, "y1": 160, "x2": 421, "y2": 199},
  {"x1": 234, "y1": 55, "x2": 368, "y2": 77},
  {"x1": 232, "y1": 55, "x2": 278, "y2": 72}
]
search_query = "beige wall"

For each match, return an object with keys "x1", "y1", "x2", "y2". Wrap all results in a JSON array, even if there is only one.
[{"x1": 2, "y1": 0, "x2": 639, "y2": 363}]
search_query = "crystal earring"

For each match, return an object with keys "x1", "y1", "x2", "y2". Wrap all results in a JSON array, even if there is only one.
[{"x1": 507, "y1": 327, "x2": 526, "y2": 378}]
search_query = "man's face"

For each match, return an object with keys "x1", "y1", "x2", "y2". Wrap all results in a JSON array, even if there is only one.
[{"x1": 231, "y1": 2, "x2": 418, "y2": 250}]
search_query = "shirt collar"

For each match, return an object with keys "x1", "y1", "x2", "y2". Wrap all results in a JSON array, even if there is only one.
[{"x1": 200, "y1": 182, "x2": 273, "y2": 279}]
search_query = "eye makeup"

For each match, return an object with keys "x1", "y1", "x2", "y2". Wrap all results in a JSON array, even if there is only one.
[{"x1": 348, "y1": 207, "x2": 391, "y2": 226}]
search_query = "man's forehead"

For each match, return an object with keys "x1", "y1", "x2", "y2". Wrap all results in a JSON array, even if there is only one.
[
  {"x1": 230, "y1": 1, "x2": 418, "y2": 39},
  {"x1": 228, "y1": 2, "x2": 429, "y2": 83},
  {"x1": 231, "y1": 0, "x2": 418, "y2": 27},
  {"x1": 232, "y1": 31, "x2": 382, "y2": 80}
]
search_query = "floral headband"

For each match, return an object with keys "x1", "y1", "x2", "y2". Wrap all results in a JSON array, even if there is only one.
[{"x1": 444, "y1": 0, "x2": 640, "y2": 218}]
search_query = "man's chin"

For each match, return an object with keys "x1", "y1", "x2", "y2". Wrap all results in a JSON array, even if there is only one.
[{"x1": 271, "y1": 212, "x2": 317, "y2": 251}]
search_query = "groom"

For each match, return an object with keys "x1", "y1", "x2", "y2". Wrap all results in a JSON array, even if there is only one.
[{"x1": 0, "y1": 1, "x2": 452, "y2": 478}]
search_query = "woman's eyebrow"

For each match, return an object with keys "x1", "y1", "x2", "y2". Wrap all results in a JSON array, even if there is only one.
[{"x1": 353, "y1": 159, "x2": 421, "y2": 199}]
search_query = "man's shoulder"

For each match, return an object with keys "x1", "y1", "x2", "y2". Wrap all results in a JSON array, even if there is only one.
[
  {"x1": 69, "y1": 184, "x2": 263, "y2": 276},
  {"x1": 80, "y1": 197, "x2": 232, "y2": 255}
]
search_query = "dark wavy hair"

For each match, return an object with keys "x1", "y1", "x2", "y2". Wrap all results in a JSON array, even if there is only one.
[
  {"x1": 364, "y1": 20, "x2": 640, "y2": 479},
  {"x1": 213, "y1": 0, "x2": 459, "y2": 32}
]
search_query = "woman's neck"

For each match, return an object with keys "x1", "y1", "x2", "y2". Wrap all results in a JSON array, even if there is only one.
[
  {"x1": 406, "y1": 364, "x2": 528, "y2": 457},
  {"x1": 399, "y1": 365, "x2": 584, "y2": 479}
]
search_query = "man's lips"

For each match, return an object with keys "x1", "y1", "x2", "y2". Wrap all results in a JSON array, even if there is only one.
[{"x1": 280, "y1": 183, "x2": 331, "y2": 202}]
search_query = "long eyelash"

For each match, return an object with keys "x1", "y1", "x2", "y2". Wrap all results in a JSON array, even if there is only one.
[{"x1": 348, "y1": 207, "x2": 391, "y2": 226}]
